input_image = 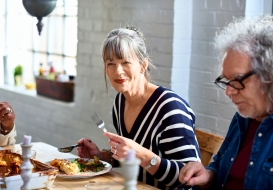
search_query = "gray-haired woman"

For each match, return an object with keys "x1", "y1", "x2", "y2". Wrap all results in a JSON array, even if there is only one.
[{"x1": 77, "y1": 26, "x2": 200, "y2": 189}]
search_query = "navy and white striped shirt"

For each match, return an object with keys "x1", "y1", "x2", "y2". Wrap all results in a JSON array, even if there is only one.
[{"x1": 112, "y1": 86, "x2": 200, "y2": 189}]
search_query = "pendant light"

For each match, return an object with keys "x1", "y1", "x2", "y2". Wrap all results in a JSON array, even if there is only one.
[{"x1": 22, "y1": 0, "x2": 57, "y2": 35}]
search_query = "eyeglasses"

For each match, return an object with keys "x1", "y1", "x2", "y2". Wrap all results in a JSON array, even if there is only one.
[{"x1": 213, "y1": 70, "x2": 256, "y2": 90}]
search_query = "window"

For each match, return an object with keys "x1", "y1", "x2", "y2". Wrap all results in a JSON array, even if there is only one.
[{"x1": 0, "y1": 0, "x2": 77, "y2": 85}]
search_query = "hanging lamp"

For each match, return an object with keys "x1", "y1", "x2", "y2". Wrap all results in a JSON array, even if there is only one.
[{"x1": 22, "y1": 0, "x2": 57, "y2": 35}]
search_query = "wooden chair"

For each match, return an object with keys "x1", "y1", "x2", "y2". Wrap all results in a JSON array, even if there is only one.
[{"x1": 195, "y1": 129, "x2": 225, "y2": 166}]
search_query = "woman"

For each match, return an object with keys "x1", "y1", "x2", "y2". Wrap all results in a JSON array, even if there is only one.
[
  {"x1": 0, "y1": 102, "x2": 16, "y2": 146},
  {"x1": 77, "y1": 26, "x2": 200, "y2": 189}
]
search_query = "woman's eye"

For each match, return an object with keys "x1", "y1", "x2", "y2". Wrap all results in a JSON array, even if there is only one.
[
  {"x1": 123, "y1": 62, "x2": 130, "y2": 65},
  {"x1": 107, "y1": 63, "x2": 114, "y2": 66}
]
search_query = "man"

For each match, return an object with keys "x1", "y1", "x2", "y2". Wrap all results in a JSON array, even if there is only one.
[
  {"x1": 179, "y1": 15, "x2": 273, "y2": 190},
  {"x1": 0, "y1": 102, "x2": 16, "y2": 146}
]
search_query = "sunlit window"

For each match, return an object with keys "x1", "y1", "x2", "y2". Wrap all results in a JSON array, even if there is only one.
[{"x1": 0, "y1": 0, "x2": 77, "y2": 85}]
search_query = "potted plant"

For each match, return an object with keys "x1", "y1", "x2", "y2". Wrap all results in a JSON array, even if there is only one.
[{"x1": 14, "y1": 65, "x2": 23, "y2": 86}]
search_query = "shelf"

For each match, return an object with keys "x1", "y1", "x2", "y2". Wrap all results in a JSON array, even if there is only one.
[{"x1": 35, "y1": 77, "x2": 74, "y2": 102}]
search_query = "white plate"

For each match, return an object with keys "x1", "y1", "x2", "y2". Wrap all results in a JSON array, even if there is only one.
[{"x1": 46, "y1": 158, "x2": 112, "y2": 179}]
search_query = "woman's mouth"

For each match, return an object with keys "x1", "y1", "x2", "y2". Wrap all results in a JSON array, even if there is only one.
[{"x1": 114, "y1": 79, "x2": 126, "y2": 84}]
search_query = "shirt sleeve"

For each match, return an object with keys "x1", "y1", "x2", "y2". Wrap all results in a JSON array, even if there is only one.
[
  {"x1": 0, "y1": 125, "x2": 16, "y2": 146},
  {"x1": 152, "y1": 102, "x2": 201, "y2": 188},
  {"x1": 154, "y1": 131, "x2": 200, "y2": 187}
]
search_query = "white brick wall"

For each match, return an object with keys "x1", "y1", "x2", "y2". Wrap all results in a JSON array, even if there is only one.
[
  {"x1": 0, "y1": 0, "x2": 251, "y2": 150},
  {"x1": 189, "y1": 0, "x2": 245, "y2": 135}
]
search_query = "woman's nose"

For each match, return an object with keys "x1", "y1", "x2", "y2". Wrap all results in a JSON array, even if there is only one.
[{"x1": 115, "y1": 64, "x2": 124, "y2": 74}]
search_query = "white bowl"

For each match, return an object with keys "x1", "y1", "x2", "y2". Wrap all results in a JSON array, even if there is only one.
[{"x1": 0, "y1": 159, "x2": 58, "y2": 190}]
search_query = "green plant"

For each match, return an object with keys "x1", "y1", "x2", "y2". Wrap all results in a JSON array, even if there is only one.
[{"x1": 14, "y1": 65, "x2": 23, "y2": 76}]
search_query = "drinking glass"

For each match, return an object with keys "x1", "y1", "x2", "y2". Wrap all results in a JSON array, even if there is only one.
[
  {"x1": 85, "y1": 183, "x2": 110, "y2": 190},
  {"x1": 17, "y1": 150, "x2": 36, "y2": 159}
]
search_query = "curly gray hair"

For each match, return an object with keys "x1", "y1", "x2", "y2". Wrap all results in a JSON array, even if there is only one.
[
  {"x1": 214, "y1": 15, "x2": 273, "y2": 113},
  {"x1": 101, "y1": 26, "x2": 155, "y2": 90}
]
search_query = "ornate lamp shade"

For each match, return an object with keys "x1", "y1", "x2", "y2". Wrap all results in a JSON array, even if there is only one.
[{"x1": 23, "y1": 0, "x2": 57, "y2": 35}]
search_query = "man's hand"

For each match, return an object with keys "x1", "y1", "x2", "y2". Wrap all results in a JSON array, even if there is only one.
[{"x1": 179, "y1": 162, "x2": 214, "y2": 188}]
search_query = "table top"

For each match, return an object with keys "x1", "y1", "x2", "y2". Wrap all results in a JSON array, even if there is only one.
[
  {"x1": 4, "y1": 142, "x2": 78, "y2": 163},
  {"x1": 4, "y1": 142, "x2": 158, "y2": 190}
]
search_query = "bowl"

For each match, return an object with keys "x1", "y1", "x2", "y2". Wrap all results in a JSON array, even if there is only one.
[
  {"x1": 0, "y1": 150, "x2": 58, "y2": 190},
  {"x1": 25, "y1": 82, "x2": 36, "y2": 90}
]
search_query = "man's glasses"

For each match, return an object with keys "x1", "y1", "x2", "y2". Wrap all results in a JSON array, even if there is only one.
[{"x1": 213, "y1": 70, "x2": 256, "y2": 90}]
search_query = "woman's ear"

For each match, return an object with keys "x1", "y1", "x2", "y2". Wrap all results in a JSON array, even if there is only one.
[{"x1": 141, "y1": 57, "x2": 149, "y2": 73}]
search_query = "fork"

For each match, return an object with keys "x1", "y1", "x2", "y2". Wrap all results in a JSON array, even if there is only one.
[
  {"x1": 58, "y1": 144, "x2": 80, "y2": 153},
  {"x1": 58, "y1": 140, "x2": 92, "y2": 153},
  {"x1": 174, "y1": 182, "x2": 187, "y2": 190},
  {"x1": 91, "y1": 113, "x2": 107, "y2": 132}
]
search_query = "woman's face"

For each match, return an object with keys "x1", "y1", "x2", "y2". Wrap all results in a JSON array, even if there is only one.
[{"x1": 105, "y1": 54, "x2": 145, "y2": 94}]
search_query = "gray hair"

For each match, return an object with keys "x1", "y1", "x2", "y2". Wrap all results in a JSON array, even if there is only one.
[
  {"x1": 101, "y1": 26, "x2": 155, "y2": 90},
  {"x1": 214, "y1": 15, "x2": 273, "y2": 113}
]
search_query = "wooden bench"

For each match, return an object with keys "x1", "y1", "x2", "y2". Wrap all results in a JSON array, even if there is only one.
[{"x1": 195, "y1": 129, "x2": 225, "y2": 166}]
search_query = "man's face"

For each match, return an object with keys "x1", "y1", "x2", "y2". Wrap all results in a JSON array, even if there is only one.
[{"x1": 221, "y1": 50, "x2": 268, "y2": 121}]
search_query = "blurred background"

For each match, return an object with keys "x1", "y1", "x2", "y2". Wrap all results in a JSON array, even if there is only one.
[{"x1": 0, "y1": 0, "x2": 271, "y2": 154}]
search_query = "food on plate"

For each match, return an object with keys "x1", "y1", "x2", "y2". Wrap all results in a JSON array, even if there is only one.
[
  {"x1": 0, "y1": 150, "x2": 58, "y2": 177},
  {"x1": 49, "y1": 158, "x2": 65, "y2": 170},
  {"x1": 0, "y1": 150, "x2": 23, "y2": 176},
  {"x1": 60, "y1": 160, "x2": 80, "y2": 175},
  {"x1": 49, "y1": 156, "x2": 106, "y2": 175},
  {"x1": 49, "y1": 158, "x2": 80, "y2": 175},
  {"x1": 73, "y1": 156, "x2": 106, "y2": 172}
]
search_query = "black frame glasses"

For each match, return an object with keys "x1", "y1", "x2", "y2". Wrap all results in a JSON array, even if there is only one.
[{"x1": 213, "y1": 70, "x2": 256, "y2": 90}]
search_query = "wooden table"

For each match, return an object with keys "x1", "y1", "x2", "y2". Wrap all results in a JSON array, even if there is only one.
[{"x1": 4, "y1": 142, "x2": 158, "y2": 190}]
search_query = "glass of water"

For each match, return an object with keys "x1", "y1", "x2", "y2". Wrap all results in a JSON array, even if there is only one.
[{"x1": 85, "y1": 183, "x2": 110, "y2": 190}]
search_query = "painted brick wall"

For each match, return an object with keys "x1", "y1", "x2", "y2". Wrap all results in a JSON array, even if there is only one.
[
  {"x1": 0, "y1": 0, "x2": 247, "y2": 151},
  {"x1": 189, "y1": 0, "x2": 245, "y2": 135}
]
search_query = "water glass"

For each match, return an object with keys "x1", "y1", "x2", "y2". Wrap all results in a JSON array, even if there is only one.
[
  {"x1": 17, "y1": 149, "x2": 36, "y2": 159},
  {"x1": 85, "y1": 183, "x2": 110, "y2": 190}
]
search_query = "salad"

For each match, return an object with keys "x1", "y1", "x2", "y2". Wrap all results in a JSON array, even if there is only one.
[{"x1": 71, "y1": 156, "x2": 106, "y2": 172}]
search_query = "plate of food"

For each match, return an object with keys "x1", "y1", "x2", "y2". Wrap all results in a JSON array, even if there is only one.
[{"x1": 47, "y1": 156, "x2": 112, "y2": 179}]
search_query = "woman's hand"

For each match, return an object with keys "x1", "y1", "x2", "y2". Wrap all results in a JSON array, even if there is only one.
[
  {"x1": 179, "y1": 162, "x2": 214, "y2": 188},
  {"x1": 104, "y1": 132, "x2": 144, "y2": 160},
  {"x1": 0, "y1": 102, "x2": 15, "y2": 130},
  {"x1": 77, "y1": 138, "x2": 101, "y2": 158}
]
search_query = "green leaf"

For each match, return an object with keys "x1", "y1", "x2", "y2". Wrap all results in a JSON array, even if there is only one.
[{"x1": 14, "y1": 65, "x2": 23, "y2": 76}]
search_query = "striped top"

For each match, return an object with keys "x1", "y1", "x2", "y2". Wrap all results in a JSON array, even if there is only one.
[{"x1": 112, "y1": 86, "x2": 201, "y2": 189}]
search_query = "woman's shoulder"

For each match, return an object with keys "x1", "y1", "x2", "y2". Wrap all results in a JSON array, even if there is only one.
[
  {"x1": 156, "y1": 86, "x2": 188, "y2": 102},
  {"x1": 152, "y1": 86, "x2": 192, "y2": 112},
  {"x1": 156, "y1": 85, "x2": 179, "y2": 95}
]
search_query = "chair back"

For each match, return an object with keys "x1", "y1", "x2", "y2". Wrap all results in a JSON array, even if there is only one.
[{"x1": 195, "y1": 129, "x2": 225, "y2": 166}]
